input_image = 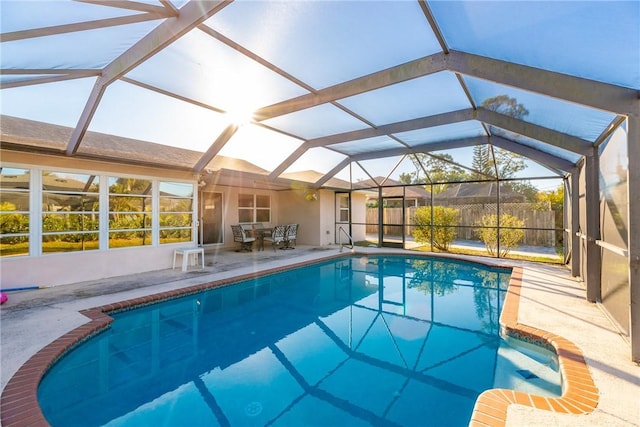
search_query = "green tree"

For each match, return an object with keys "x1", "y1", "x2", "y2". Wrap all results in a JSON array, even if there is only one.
[
  {"x1": 413, "y1": 206, "x2": 459, "y2": 251},
  {"x1": 405, "y1": 154, "x2": 467, "y2": 194},
  {"x1": 0, "y1": 202, "x2": 29, "y2": 244},
  {"x1": 424, "y1": 154, "x2": 466, "y2": 187},
  {"x1": 471, "y1": 145, "x2": 495, "y2": 179},
  {"x1": 399, "y1": 172, "x2": 413, "y2": 185},
  {"x1": 472, "y1": 96, "x2": 530, "y2": 182},
  {"x1": 476, "y1": 213, "x2": 525, "y2": 257},
  {"x1": 481, "y1": 95, "x2": 529, "y2": 119},
  {"x1": 508, "y1": 181, "x2": 539, "y2": 202},
  {"x1": 471, "y1": 145, "x2": 527, "y2": 180},
  {"x1": 472, "y1": 269, "x2": 511, "y2": 335},
  {"x1": 408, "y1": 259, "x2": 460, "y2": 296},
  {"x1": 398, "y1": 153, "x2": 467, "y2": 194},
  {"x1": 537, "y1": 184, "x2": 564, "y2": 244},
  {"x1": 536, "y1": 185, "x2": 563, "y2": 214},
  {"x1": 494, "y1": 147, "x2": 527, "y2": 178}
]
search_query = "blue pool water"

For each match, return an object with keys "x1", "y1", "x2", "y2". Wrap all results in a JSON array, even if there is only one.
[{"x1": 38, "y1": 255, "x2": 560, "y2": 426}]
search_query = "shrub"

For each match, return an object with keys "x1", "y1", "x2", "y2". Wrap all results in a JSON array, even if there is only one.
[
  {"x1": 476, "y1": 213, "x2": 525, "y2": 256},
  {"x1": 413, "y1": 206, "x2": 459, "y2": 251},
  {"x1": 0, "y1": 202, "x2": 30, "y2": 244}
]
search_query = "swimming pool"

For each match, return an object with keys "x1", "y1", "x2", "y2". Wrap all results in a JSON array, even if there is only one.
[{"x1": 37, "y1": 255, "x2": 560, "y2": 426}]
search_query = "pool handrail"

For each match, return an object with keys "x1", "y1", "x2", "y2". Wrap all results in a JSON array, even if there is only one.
[{"x1": 338, "y1": 226, "x2": 354, "y2": 252}]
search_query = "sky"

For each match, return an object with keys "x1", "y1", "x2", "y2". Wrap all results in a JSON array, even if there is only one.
[{"x1": 2, "y1": 0, "x2": 634, "y2": 192}]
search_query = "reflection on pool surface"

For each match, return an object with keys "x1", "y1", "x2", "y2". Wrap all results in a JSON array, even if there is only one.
[{"x1": 38, "y1": 255, "x2": 559, "y2": 426}]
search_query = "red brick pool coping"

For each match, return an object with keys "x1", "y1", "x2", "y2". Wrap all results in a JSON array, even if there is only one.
[
  {"x1": 1, "y1": 254, "x2": 598, "y2": 426},
  {"x1": 468, "y1": 267, "x2": 599, "y2": 427}
]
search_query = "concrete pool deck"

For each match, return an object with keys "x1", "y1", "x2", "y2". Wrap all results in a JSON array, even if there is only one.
[{"x1": 1, "y1": 246, "x2": 638, "y2": 426}]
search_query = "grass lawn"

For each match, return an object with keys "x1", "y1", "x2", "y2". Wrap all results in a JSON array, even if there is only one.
[{"x1": 354, "y1": 239, "x2": 563, "y2": 264}]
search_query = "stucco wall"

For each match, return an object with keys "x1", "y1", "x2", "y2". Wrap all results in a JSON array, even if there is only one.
[
  {"x1": 351, "y1": 191, "x2": 368, "y2": 242},
  {"x1": 208, "y1": 185, "x2": 280, "y2": 249},
  {"x1": 1, "y1": 152, "x2": 200, "y2": 287},
  {"x1": 318, "y1": 189, "x2": 336, "y2": 246},
  {"x1": 1, "y1": 152, "x2": 340, "y2": 286},
  {"x1": 275, "y1": 189, "x2": 325, "y2": 246},
  {"x1": 0, "y1": 246, "x2": 179, "y2": 288}
]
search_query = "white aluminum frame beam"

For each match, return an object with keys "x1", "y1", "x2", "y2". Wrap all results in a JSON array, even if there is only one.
[
  {"x1": 313, "y1": 135, "x2": 573, "y2": 187},
  {"x1": 307, "y1": 109, "x2": 473, "y2": 148},
  {"x1": 75, "y1": 0, "x2": 177, "y2": 16},
  {"x1": 314, "y1": 158, "x2": 353, "y2": 188},
  {"x1": 0, "y1": 69, "x2": 101, "y2": 90},
  {"x1": 253, "y1": 51, "x2": 637, "y2": 124},
  {"x1": 254, "y1": 52, "x2": 448, "y2": 121},
  {"x1": 476, "y1": 108, "x2": 593, "y2": 156},
  {"x1": 0, "y1": 13, "x2": 170, "y2": 43},
  {"x1": 270, "y1": 108, "x2": 583, "y2": 180},
  {"x1": 295, "y1": 108, "x2": 587, "y2": 159},
  {"x1": 446, "y1": 51, "x2": 638, "y2": 116},
  {"x1": 193, "y1": 123, "x2": 240, "y2": 172},
  {"x1": 66, "y1": 0, "x2": 230, "y2": 155},
  {"x1": 486, "y1": 136, "x2": 574, "y2": 173}
]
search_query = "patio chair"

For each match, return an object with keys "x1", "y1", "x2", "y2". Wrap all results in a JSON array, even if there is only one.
[
  {"x1": 231, "y1": 224, "x2": 255, "y2": 252},
  {"x1": 285, "y1": 223, "x2": 298, "y2": 248},
  {"x1": 263, "y1": 225, "x2": 287, "y2": 251}
]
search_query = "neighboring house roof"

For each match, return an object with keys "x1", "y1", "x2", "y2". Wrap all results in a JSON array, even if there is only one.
[
  {"x1": 0, "y1": 171, "x2": 95, "y2": 191},
  {"x1": 355, "y1": 177, "x2": 431, "y2": 199},
  {"x1": 280, "y1": 170, "x2": 351, "y2": 189}
]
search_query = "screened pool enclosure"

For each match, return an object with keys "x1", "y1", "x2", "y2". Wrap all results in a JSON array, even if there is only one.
[{"x1": 1, "y1": 1, "x2": 638, "y2": 361}]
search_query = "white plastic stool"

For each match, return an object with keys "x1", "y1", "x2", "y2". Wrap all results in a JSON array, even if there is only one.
[{"x1": 173, "y1": 247, "x2": 204, "y2": 272}]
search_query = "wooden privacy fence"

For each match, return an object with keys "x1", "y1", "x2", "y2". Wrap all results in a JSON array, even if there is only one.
[{"x1": 366, "y1": 203, "x2": 556, "y2": 246}]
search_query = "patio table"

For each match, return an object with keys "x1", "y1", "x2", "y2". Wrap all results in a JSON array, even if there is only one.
[{"x1": 251, "y1": 228, "x2": 272, "y2": 251}]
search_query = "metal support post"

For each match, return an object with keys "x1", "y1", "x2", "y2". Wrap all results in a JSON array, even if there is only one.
[
  {"x1": 584, "y1": 149, "x2": 601, "y2": 303},
  {"x1": 570, "y1": 170, "x2": 581, "y2": 277},
  {"x1": 627, "y1": 113, "x2": 640, "y2": 362}
]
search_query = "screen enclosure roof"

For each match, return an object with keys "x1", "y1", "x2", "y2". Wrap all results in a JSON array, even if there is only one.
[{"x1": 1, "y1": 0, "x2": 638, "y2": 190}]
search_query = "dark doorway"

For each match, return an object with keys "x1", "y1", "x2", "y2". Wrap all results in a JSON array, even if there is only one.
[{"x1": 201, "y1": 192, "x2": 223, "y2": 245}]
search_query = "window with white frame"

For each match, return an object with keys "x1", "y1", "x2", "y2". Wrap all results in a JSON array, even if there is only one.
[
  {"x1": 42, "y1": 171, "x2": 100, "y2": 254},
  {"x1": 159, "y1": 181, "x2": 194, "y2": 244},
  {"x1": 238, "y1": 194, "x2": 270, "y2": 223},
  {"x1": 108, "y1": 176, "x2": 153, "y2": 248},
  {"x1": 0, "y1": 167, "x2": 30, "y2": 257},
  {"x1": 1, "y1": 166, "x2": 198, "y2": 255},
  {"x1": 338, "y1": 193, "x2": 349, "y2": 222}
]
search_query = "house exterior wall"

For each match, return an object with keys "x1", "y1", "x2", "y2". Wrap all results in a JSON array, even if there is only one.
[
  {"x1": 1, "y1": 245, "x2": 180, "y2": 288},
  {"x1": 1, "y1": 152, "x2": 330, "y2": 287},
  {"x1": 351, "y1": 192, "x2": 368, "y2": 242},
  {"x1": 210, "y1": 185, "x2": 280, "y2": 249},
  {"x1": 318, "y1": 189, "x2": 336, "y2": 246},
  {"x1": 275, "y1": 189, "x2": 329, "y2": 246},
  {"x1": 1, "y1": 152, "x2": 200, "y2": 287}
]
